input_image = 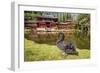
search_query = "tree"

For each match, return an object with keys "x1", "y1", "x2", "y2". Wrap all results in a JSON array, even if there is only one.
[
  {"x1": 24, "y1": 11, "x2": 42, "y2": 21},
  {"x1": 76, "y1": 14, "x2": 90, "y2": 36}
]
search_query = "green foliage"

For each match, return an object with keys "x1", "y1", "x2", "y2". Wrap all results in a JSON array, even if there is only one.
[
  {"x1": 66, "y1": 13, "x2": 72, "y2": 20},
  {"x1": 24, "y1": 11, "x2": 42, "y2": 20},
  {"x1": 75, "y1": 14, "x2": 90, "y2": 36},
  {"x1": 57, "y1": 12, "x2": 72, "y2": 23},
  {"x1": 74, "y1": 14, "x2": 90, "y2": 49}
]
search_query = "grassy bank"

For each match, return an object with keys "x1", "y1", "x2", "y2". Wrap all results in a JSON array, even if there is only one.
[{"x1": 24, "y1": 39, "x2": 90, "y2": 61}]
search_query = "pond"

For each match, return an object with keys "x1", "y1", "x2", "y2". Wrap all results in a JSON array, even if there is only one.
[{"x1": 25, "y1": 30, "x2": 90, "y2": 49}]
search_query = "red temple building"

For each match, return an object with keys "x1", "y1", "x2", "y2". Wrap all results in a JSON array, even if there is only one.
[{"x1": 25, "y1": 15, "x2": 74, "y2": 31}]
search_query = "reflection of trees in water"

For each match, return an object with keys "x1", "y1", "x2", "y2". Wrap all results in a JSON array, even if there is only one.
[
  {"x1": 74, "y1": 30, "x2": 90, "y2": 49},
  {"x1": 25, "y1": 31, "x2": 74, "y2": 45},
  {"x1": 25, "y1": 30, "x2": 90, "y2": 49}
]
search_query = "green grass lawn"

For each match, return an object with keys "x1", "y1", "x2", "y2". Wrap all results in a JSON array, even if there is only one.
[{"x1": 24, "y1": 39, "x2": 90, "y2": 61}]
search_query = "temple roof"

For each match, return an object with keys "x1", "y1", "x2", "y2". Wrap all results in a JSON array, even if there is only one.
[{"x1": 37, "y1": 15, "x2": 58, "y2": 19}]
